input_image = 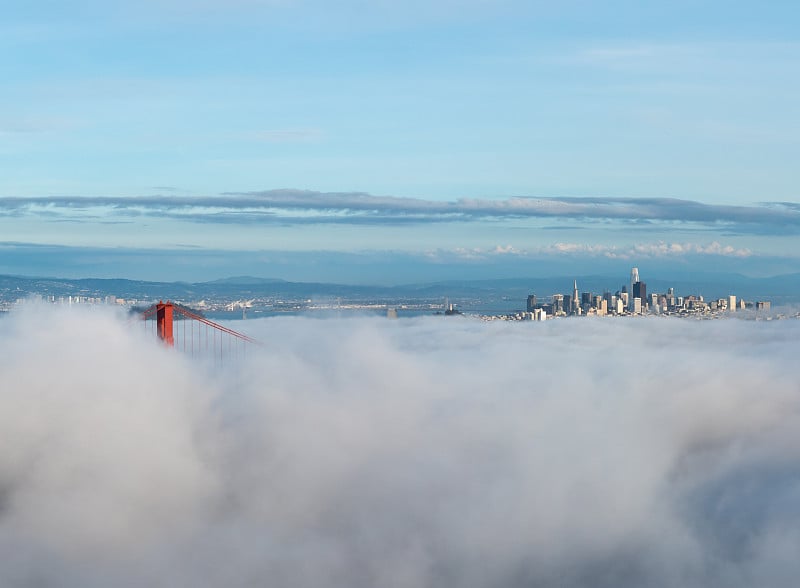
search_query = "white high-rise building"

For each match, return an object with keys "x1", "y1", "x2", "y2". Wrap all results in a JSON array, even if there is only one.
[
  {"x1": 572, "y1": 279, "x2": 579, "y2": 315},
  {"x1": 728, "y1": 295, "x2": 736, "y2": 312},
  {"x1": 629, "y1": 267, "x2": 639, "y2": 311}
]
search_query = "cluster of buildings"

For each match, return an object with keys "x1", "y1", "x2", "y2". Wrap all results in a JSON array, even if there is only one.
[
  {"x1": 493, "y1": 267, "x2": 771, "y2": 322},
  {"x1": 9, "y1": 294, "x2": 139, "y2": 309}
]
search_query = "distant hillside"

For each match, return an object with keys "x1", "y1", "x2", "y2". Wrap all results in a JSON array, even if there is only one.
[
  {"x1": 1, "y1": 271, "x2": 798, "y2": 309},
  {"x1": 205, "y1": 276, "x2": 287, "y2": 285}
]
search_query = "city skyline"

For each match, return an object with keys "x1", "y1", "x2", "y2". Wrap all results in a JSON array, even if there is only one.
[
  {"x1": 515, "y1": 267, "x2": 769, "y2": 321},
  {"x1": 0, "y1": 264, "x2": 785, "y2": 319}
]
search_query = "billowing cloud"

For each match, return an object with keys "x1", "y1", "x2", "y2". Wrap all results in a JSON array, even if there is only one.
[
  {"x1": 437, "y1": 240, "x2": 752, "y2": 261},
  {"x1": 2, "y1": 306, "x2": 800, "y2": 586},
  {"x1": 540, "y1": 240, "x2": 752, "y2": 259},
  {"x1": 1, "y1": 191, "x2": 799, "y2": 233}
]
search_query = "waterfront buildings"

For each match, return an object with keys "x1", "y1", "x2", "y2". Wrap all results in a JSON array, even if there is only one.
[{"x1": 519, "y1": 267, "x2": 770, "y2": 321}]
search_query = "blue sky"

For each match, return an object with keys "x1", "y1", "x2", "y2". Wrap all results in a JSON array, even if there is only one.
[{"x1": 1, "y1": 1, "x2": 799, "y2": 282}]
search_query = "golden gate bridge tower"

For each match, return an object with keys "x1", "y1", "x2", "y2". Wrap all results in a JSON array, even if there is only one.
[{"x1": 140, "y1": 301, "x2": 258, "y2": 362}]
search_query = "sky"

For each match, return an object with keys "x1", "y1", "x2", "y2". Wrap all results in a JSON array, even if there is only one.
[
  {"x1": 3, "y1": 307, "x2": 800, "y2": 586},
  {"x1": 1, "y1": 0, "x2": 799, "y2": 282}
]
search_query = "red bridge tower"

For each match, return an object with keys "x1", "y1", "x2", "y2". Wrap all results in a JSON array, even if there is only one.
[{"x1": 155, "y1": 301, "x2": 174, "y2": 346}]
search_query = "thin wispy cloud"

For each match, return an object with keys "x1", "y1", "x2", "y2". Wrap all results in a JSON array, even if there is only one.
[
  {"x1": 246, "y1": 129, "x2": 325, "y2": 143},
  {"x1": 557, "y1": 40, "x2": 800, "y2": 73},
  {"x1": 563, "y1": 43, "x2": 694, "y2": 70},
  {"x1": 0, "y1": 116, "x2": 79, "y2": 134},
  {"x1": 1, "y1": 191, "x2": 798, "y2": 233}
]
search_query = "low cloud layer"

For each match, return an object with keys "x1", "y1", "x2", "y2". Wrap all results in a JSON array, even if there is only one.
[
  {"x1": 2, "y1": 191, "x2": 799, "y2": 234},
  {"x1": 3, "y1": 240, "x2": 789, "y2": 285},
  {"x1": 2, "y1": 307, "x2": 800, "y2": 587},
  {"x1": 450, "y1": 240, "x2": 753, "y2": 260},
  {"x1": 555, "y1": 240, "x2": 753, "y2": 258}
]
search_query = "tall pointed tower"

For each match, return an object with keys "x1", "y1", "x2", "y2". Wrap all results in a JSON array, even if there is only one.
[{"x1": 573, "y1": 279, "x2": 579, "y2": 314}]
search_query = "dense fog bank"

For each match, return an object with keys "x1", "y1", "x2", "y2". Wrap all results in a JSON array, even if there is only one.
[{"x1": 1, "y1": 308, "x2": 799, "y2": 587}]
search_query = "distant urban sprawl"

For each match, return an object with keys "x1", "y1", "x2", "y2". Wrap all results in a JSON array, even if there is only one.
[
  {"x1": 483, "y1": 267, "x2": 774, "y2": 322},
  {"x1": 0, "y1": 267, "x2": 785, "y2": 320}
]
